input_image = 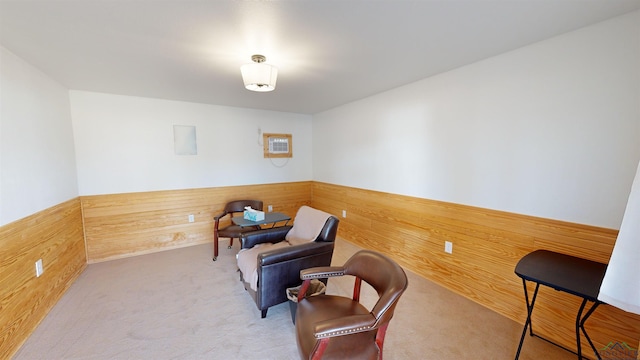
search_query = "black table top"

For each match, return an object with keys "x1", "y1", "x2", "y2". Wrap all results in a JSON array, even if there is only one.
[{"x1": 515, "y1": 250, "x2": 608, "y2": 302}]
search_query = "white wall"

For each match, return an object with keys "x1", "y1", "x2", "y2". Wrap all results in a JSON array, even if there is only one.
[
  {"x1": 0, "y1": 46, "x2": 79, "y2": 226},
  {"x1": 313, "y1": 11, "x2": 640, "y2": 229},
  {"x1": 70, "y1": 91, "x2": 313, "y2": 195}
]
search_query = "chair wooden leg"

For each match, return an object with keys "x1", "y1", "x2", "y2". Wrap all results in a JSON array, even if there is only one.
[
  {"x1": 212, "y1": 218, "x2": 222, "y2": 261},
  {"x1": 375, "y1": 323, "x2": 389, "y2": 359},
  {"x1": 311, "y1": 338, "x2": 330, "y2": 360},
  {"x1": 213, "y1": 231, "x2": 219, "y2": 261},
  {"x1": 228, "y1": 237, "x2": 234, "y2": 249}
]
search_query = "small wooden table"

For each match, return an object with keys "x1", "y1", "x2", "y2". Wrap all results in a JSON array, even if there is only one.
[{"x1": 514, "y1": 250, "x2": 607, "y2": 360}]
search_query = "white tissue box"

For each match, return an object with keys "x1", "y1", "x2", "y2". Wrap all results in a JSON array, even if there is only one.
[{"x1": 243, "y1": 209, "x2": 265, "y2": 221}]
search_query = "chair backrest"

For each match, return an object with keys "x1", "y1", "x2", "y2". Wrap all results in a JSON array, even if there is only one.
[
  {"x1": 224, "y1": 199, "x2": 263, "y2": 215},
  {"x1": 316, "y1": 216, "x2": 339, "y2": 243},
  {"x1": 285, "y1": 206, "x2": 339, "y2": 244},
  {"x1": 342, "y1": 250, "x2": 408, "y2": 325}
]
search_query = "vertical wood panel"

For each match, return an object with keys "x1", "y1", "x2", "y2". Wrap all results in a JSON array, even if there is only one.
[
  {"x1": 0, "y1": 198, "x2": 86, "y2": 359},
  {"x1": 310, "y1": 182, "x2": 640, "y2": 356},
  {"x1": 81, "y1": 182, "x2": 313, "y2": 263}
]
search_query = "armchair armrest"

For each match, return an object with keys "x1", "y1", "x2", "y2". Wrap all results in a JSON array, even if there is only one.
[
  {"x1": 314, "y1": 314, "x2": 378, "y2": 338},
  {"x1": 300, "y1": 266, "x2": 345, "y2": 280},
  {"x1": 259, "y1": 241, "x2": 334, "y2": 267},
  {"x1": 241, "y1": 226, "x2": 292, "y2": 249},
  {"x1": 297, "y1": 265, "x2": 344, "y2": 302},
  {"x1": 213, "y1": 211, "x2": 228, "y2": 221}
]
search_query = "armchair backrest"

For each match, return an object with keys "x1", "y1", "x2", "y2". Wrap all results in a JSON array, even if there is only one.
[
  {"x1": 285, "y1": 206, "x2": 339, "y2": 244},
  {"x1": 342, "y1": 250, "x2": 408, "y2": 325},
  {"x1": 224, "y1": 199, "x2": 263, "y2": 215},
  {"x1": 316, "y1": 216, "x2": 339, "y2": 243}
]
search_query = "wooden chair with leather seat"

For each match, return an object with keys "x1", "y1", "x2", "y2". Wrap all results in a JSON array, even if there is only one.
[
  {"x1": 212, "y1": 199, "x2": 263, "y2": 261},
  {"x1": 295, "y1": 250, "x2": 408, "y2": 360}
]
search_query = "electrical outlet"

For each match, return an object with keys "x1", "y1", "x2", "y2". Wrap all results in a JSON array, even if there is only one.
[
  {"x1": 342, "y1": 210, "x2": 347, "y2": 218},
  {"x1": 268, "y1": 205, "x2": 273, "y2": 212},
  {"x1": 445, "y1": 241, "x2": 453, "y2": 254},
  {"x1": 188, "y1": 214, "x2": 195, "y2": 223},
  {"x1": 35, "y1": 259, "x2": 44, "y2": 277}
]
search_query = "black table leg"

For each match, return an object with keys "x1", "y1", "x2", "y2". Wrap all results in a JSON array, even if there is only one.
[
  {"x1": 576, "y1": 300, "x2": 602, "y2": 360},
  {"x1": 515, "y1": 280, "x2": 540, "y2": 360},
  {"x1": 576, "y1": 299, "x2": 586, "y2": 359}
]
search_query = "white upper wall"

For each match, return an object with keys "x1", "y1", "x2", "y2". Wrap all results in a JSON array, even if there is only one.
[
  {"x1": 70, "y1": 91, "x2": 313, "y2": 195},
  {"x1": 313, "y1": 11, "x2": 640, "y2": 229},
  {"x1": 0, "y1": 46, "x2": 78, "y2": 226},
  {"x1": 3, "y1": 10, "x2": 638, "y2": 229}
]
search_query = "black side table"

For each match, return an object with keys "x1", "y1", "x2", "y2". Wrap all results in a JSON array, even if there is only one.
[{"x1": 514, "y1": 250, "x2": 607, "y2": 360}]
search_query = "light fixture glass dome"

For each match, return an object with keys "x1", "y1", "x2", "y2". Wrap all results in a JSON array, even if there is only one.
[{"x1": 241, "y1": 55, "x2": 278, "y2": 92}]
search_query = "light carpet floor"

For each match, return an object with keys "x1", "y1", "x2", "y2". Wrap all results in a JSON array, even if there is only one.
[{"x1": 14, "y1": 238, "x2": 575, "y2": 359}]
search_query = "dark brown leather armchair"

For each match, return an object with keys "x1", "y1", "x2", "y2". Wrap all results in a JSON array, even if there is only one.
[
  {"x1": 212, "y1": 199, "x2": 263, "y2": 261},
  {"x1": 295, "y1": 250, "x2": 408, "y2": 360},
  {"x1": 237, "y1": 206, "x2": 339, "y2": 318}
]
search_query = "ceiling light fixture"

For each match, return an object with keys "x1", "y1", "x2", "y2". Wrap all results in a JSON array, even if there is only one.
[{"x1": 241, "y1": 54, "x2": 278, "y2": 92}]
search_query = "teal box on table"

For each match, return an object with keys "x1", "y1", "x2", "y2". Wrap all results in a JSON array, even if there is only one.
[{"x1": 243, "y1": 208, "x2": 265, "y2": 222}]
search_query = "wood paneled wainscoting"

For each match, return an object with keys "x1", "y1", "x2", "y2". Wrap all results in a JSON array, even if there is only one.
[
  {"x1": 311, "y1": 182, "x2": 640, "y2": 357},
  {"x1": 0, "y1": 198, "x2": 86, "y2": 359},
  {"x1": 81, "y1": 182, "x2": 313, "y2": 263}
]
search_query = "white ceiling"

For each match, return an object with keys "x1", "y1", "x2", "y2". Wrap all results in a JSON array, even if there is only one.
[{"x1": 1, "y1": 0, "x2": 639, "y2": 114}]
